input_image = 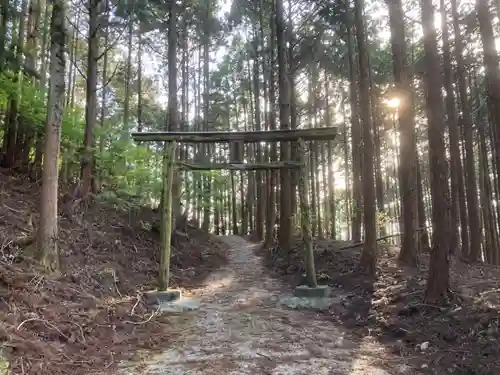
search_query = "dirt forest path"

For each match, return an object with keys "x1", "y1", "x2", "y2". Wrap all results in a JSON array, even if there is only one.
[{"x1": 123, "y1": 236, "x2": 410, "y2": 375}]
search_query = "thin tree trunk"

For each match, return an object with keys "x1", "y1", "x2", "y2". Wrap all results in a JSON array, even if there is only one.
[
  {"x1": 167, "y1": 0, "x2": 181, "y2": 223},
  {"x1": 276, "y1": 0, "x2": 293, "y2": 251},
  {"x1": 325, "y1": 74, "x2": 335, "y2": 238},
  {"x1": 353, "y1": 0, "x2": 377, "y2": 275},
  {"x1": 201, "y1": 1, "x2": 211, "y2": 232},
  {"x1": 452, "y1": 0, "x2": 480, "y2": 259},
  {"x1": 341, "y1": 98, "x2": 351, "y2": 239},
  {"x1": 123, "y1": 0, "x2": 134, "y2": 133},
  {"x1": 3, "y1": 0, "x2": 28, "y2": 168},
  {"x1": 478, "y1": 121, "x2": 497, "y2": 263},
  {"x1": 137, "y1": 23, "x2": 143, "y2": 132},
  {"x1": 252, "y1": 33, "x2": 265, "y2": 240},
  {"x1": 98, "y1": 0, "x2": 109, "y2": 187},
  {"x1": 265, "y1": 7, "x2": 278, "y2": 245},
  {"x1": 477, "y1": 0, "x2": 500, "y2": 232},
  {"x1": 80, "y1": 0, "x2": 100, "y2": 196},
  {"x1": 346, "y1": 9, "x2": 362, "y2": 243},
  {"x1": 32, "y1": 1, "x2": 52, "y2": 175},
  {"x1": 0, "y1": 0, "x2": 9, "y2": 68}
]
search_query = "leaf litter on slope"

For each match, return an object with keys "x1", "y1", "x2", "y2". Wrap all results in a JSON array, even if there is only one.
[
  {"x1": 262, "y1": 237, "x2": 500, "y2": 375},
  {"x1": 0, "y1": 168, "x2": 229, "y2": 375}
]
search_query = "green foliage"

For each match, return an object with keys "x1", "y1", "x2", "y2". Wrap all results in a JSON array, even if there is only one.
[
  {"x1": 0, "y1": 69, "x2": 166, "y2": 204},
  {"x1": 0, "y1": 72, "x2": 46, "y2": 126},
  {"x1": 97, "y1": 139, "x2": 163, "y2": 198},
  {"x1": 0, "y1": 71, "x2": 15, "y2": 108},
  {"x1": 61, "y1": 107, "x2": 85, "y2": 160}
]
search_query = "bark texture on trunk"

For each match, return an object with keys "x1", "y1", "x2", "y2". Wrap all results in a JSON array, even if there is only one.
[
  {"x1": 387, "y1": 0, "x2": 418, "y2": 265},
  {"x1": 421, "y1": 0, "x2": 451, "y2": 304},
  {"x1": 353, "y1": 0, "x2": 377, "y2": 275},
  {"x1": 37, "y1": 0, "x2": 67, "y2": 271}
]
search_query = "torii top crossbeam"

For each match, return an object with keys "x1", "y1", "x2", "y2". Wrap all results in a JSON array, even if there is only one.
[{"x1": 131, "y1": 127, "x2": 337, "y2": 143}]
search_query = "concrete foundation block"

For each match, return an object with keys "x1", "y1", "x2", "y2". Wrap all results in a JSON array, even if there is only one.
[
  {"x1": 293, "y1": 284, "x2": 332, "y2": 298},
  {"x1": 143, "y1": 289, "x2": 182, "y2": 306}
]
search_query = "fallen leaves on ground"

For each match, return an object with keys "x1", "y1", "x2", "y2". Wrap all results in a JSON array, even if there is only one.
[
  {"x1": 0, "y1": 168, "x2": 229, "y2": 375},
  {"x1": 262, "y1": 237, "x2": 500, "y2": 375}
]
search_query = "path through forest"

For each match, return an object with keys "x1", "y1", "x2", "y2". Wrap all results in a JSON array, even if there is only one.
[{"x1": 122, "y1": 236, "x2": 412, "y2": 375}]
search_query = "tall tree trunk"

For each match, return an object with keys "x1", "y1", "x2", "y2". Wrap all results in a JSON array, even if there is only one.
[
  {"x1": 252, "y1": 33, "x2": 265, "y2": 240},
  {"x1": 421, "y1": 0, "x2": 451, "y2": 304},
  {"x1": 308, "y1": 75, "x2": 318, "y2": 237},
  {"x1": 181, "y1": 20, "x2": 189, "y2": 213},
  {"x1": 353, "y1": 0, "x2": 377, "y2": 275},
  {"x1": 477, "y1": 0, "x2": 500, "y2": 228},
  {"x1": 440, "y1": 0, "x2": 463, "y2": 256},
  {"x1": 0, "y1": 0, "x2": 9, "y2": 68},
  {"x1": 276, "y1": 0, "x2": 293, "y2": 251},
  {"x1": 373, "y1": 102, "x2": 385, "y2": 236},
  {"x1": 137, "y1": 22, "x2": 143, "y2": 132},
  {"x1": 167, "y1": 0, "x2": 181, "y2": 223},
  {"x1": 325, "y1": 73, "x2": 336, "y2": 238},
  {"x1": 478, "y1": 121, "x2": 498, "y2": 263},
  {"x1": 80, "y1": 0, "x2": 100, "y2": 196},
  {"x1": 288, "y1": 1, "x2": 298, "y2": 222},
  {"x1": 3, "y1": 0, "x2": 28, "y2": 168},
  {"x1": 201, "y1": 1, "x2": 211, "y2": 232},
  {"x1": 346, "y1": 8, "x2": 362, "y2": 243},
  {"x1": 32, "y1": 1, "x2": 52, "y2": 176},
  {"x1": 388, "y1": 0, "x2": 418, "y2": 265},
  {"x1": 341, "y1": 98, "x2": 351, "y2": 239},
  {"x1": 448, "y1": 0, "x2": 472, "y2": 259},
  {"x1": 474, "y1": 74, "x2": 500, "y2": 263},
  {"x1": 231, "y1": 77, "x2": 241, "y2": 235},
  {"x1": 20, "y1": 0, "x2": 42, "y2": 167},
  {"x1": 193, "y1": 44, "x2": 202, "y2": 227},
  {"x1": 97, "y1": 0, "x2": 108, "y2": 189},
  {"x1": 123, "y1": 0, "x2": 134, "y2": 134},
  {"x1": 265, "y1": 8, "x2": 278, "y2": 245},
  {"x1": 450, "y1": 0, "x2": 479, "y2": 260},
  {"x1": 416, "y1": 157, "x2": 430, "y2": 251},
  {"x1": 37, "y1": 0, "x2": 66, "y2": 271},
  {"x1": 312, "y1": 66, "x2": 322, "y2": 238}
]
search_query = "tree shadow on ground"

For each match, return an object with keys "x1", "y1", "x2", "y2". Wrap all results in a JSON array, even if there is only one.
[{"x1": 260, "y1": 237, "x2": 500, "y2": 375}]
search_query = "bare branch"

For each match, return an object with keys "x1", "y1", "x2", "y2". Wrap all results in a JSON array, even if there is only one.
[
  {"x1": 96, "y1": 18, "x2": 131, "y2": 61},
  {"x1": 95, "y1": 61, "x2": 120, "y2": 91},
  {"x1": 71, "y1": 59, "x2": 87, "y2": 80}
]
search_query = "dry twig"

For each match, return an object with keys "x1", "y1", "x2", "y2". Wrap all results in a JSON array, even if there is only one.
[
  {"x1": 17, "y1": 318, "x2": 70, "y2": 341},
  {"x1": 123, "y1": 306, "x2": 160, "y2": 325}
]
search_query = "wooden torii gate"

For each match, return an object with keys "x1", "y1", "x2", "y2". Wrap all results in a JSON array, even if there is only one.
[{"x1": 131, "y1": 127, "x2": 337, "y2": 295}]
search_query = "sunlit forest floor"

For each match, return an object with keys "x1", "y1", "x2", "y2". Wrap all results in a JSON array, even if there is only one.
[
  {"x1": 122, "y1": 236, "x2": 402, "y2": 375},
  {"x1": 0, "y1": 168, "x2": 229, "y2": 375},
  {"x1": 262, "y1": 238, "x2": 500, "y2": 375}
]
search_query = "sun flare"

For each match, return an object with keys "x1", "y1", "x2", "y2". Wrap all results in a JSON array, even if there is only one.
[{"x1": 383, "y1": 97, "x2": 401, "y2": 109}]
